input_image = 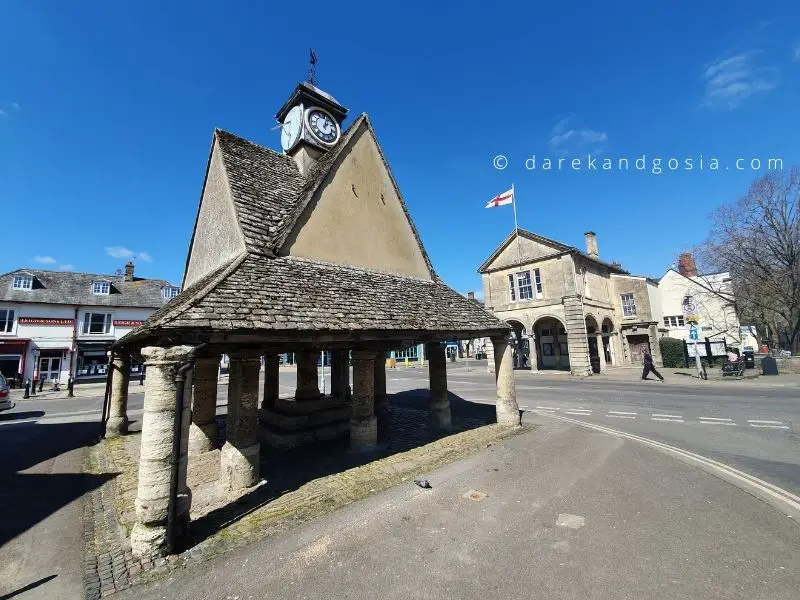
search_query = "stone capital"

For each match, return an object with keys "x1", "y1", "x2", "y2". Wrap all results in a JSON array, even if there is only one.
[{"x1": 141, "y1": 345, "x2": 196, "y2": 366}]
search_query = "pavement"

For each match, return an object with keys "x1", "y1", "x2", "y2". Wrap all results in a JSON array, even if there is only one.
[{"x1": 1, "y1": 361, "x2": 798, "y2": 599}]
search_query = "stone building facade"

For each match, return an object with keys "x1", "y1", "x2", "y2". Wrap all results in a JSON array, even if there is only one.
[{"x1": 479, "y1": 229, "x2": 663, "y2": 376}]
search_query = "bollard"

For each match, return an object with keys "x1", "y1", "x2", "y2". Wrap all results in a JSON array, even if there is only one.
[
  {"x1": 67, "y1": 376, "x2": 74, "y2": 398},
  {"x1": 38, "y1": 377, "x2": 44, "y2": 393},
  {"x1": 139, "y1": 366, "x2": 145, "y2": 386},
  {"x1": 23, "y1": 379, "x2": 30, "y2": 399},
  {"x1": 30, "y1": 377, "x2": 36, "y2": 396}
]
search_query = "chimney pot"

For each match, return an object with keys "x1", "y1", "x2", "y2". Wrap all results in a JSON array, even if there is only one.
[
  {"x1": 124, "y1": 261, "x2": 135, "y2": 282},
  {"x1": 584, "y1": 231, "x2": 599, "y2": 259},
  {"x1": 678, "y1": 253, "x2": 697, "y2": 277},
  {"x1": 467, "y1": 291, "x2": 475, "y2": 300}
]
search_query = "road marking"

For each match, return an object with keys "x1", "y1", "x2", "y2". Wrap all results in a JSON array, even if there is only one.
[
  {"x1": 565, "y1": 410, "x2": 591, "y2": 415},
  {"x1": 698, "y1": 417, "x2": 733, "y2": 421},
  {"x1": 536, "y1": 406, "x2": 559, "y2": 411},
  {"x1": 651, "y1": 417, "x2": 684, "y2": 423},
  {"x1": 608, "y1": 411, "x2": 637, "y2": 415},
  {"x1": 652, "y1": 413, "x2": 682, "y2": 419},
  {"x1": 608, "y1": 414, "x2": 636, "y2": 419},
  {"x1": 747, "y1": 419, "x2": 784, "y2": 425},
  {"x1": 750, "y1": 424, "x2": 790, "y2": 429},
  {"x1": 534, "y1": 412, "x2": 800, "y2": 520}
]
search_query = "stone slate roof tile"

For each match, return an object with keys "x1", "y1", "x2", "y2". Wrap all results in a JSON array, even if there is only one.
[
  {"x1": 0, "y1": 269, "x2": 177, "y2": 308},
  {"x1": 128, "y1": 255, "x2": 507, "y2": 340}
]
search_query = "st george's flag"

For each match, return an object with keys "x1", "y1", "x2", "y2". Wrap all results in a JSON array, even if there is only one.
[{"x1": 485, "y1": 188, "x2": 514, "y2": 208}]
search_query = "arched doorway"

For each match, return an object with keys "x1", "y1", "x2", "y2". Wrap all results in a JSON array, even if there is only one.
[
  {"x1": 531, "y1": 316, "x2": 569, "y2": 370},
  {"x1": 585, "y1": 315, "x2": 601, "y2": 373},
  {"x1": 506, "y1": 320, "x2": 530, "y2": 369},
  {"x1": 601, "y1": 318, "x2": 615, "y2": 365}
]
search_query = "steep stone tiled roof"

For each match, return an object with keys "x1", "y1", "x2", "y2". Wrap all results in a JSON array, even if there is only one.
[
  {"x1": 0, "y1": 269, "x2": 176, "y2": 308},
  {"x1": 122, "y1": 254, "x2": 506, "y2": 343}
]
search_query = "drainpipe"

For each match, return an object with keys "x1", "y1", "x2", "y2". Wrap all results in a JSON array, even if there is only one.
[
  {"x1": 167, "y1": 343, "x2": 206, "y2": 554},
  {"x1": 101, "y1": 349, "x2": 115, "y2": 438}
]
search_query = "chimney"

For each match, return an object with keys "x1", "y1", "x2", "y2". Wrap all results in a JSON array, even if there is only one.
[
  {"x1": 124, "y1": 261, "x2": 135, "y2": 282},
  {"x1": 584, "y1": 231, "x2": 599, "y2": 259},
  {"x1": 678, "y1": 253, "x2": 697, "y2": 277},
  {"x1": 467, "y1": 291, "x2": 475, "y2": 300}
]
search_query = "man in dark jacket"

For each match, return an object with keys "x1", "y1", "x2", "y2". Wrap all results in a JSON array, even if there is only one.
[{"x1": 641, "y1": 347, "x2": 664, "y2": 381}]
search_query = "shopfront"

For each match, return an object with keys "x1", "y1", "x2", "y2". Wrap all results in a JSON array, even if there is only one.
[
  {"x1": 75, "y1": 341, "x2": 113, "y2": 382},
  {"x1": 34, "y1": 348, "x2": 69, "y2": 383},
  {"x1": 0, "y1": 339, "x2": 28, "y2": 381}
]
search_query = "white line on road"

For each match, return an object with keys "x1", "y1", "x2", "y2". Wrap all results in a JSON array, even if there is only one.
[
  {"x1": 565, "y1": 410, "x2": 591, "y2": 415},
  {"x1": 651, "y1": 417, "x2": 684, "y2": 423},
  {"x1": 698, "y1": 417, "x2": 734, "y2": 421},
  {"x1": 536, "y1": 412, "x2": 800, "y2": 520},
  {"x1": 652, "y1": 413, "x2": 682, "y2": 419},
  {"x1": 608, "y1": 414, "x2": 636, "y2": 419},
  {"x1": 608, "y1": 411, "x2": 637, "y2": 415},
  {"x1": 750, "y1": 424, "x2": 790, "y2": 429},
  {"x1": 536, "y1": 406, "x2": 560, "y2": 411},
  {"x1": 747, "y1": 419, "x2": 784, "y2": 425}
]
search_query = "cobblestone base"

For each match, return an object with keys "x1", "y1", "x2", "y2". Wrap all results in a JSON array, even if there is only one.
[{"x1": 83, "y1": 403, "x2": 529, "y2": 595}]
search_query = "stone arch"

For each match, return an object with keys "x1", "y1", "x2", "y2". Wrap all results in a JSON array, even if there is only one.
[
  {"x1": 600, "y1": 317, "x2": 617, "y2": 366},
  {"x1": 584, "y1": 313, "x2": 600, "y2": 334},
  {"x1": 505, "y1": 319, "x2": 530, "y2": 369},
  {"x1": 601, "y1": 317, "x2": 615, "y2": 333},
  {"x1": 531, "y1": 314, "x2": 569, "y2": 371}
]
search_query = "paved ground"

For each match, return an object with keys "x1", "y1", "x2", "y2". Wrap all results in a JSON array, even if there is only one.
[{"x1": 1, "y1": 362, "x2": 798, "y2": 599}]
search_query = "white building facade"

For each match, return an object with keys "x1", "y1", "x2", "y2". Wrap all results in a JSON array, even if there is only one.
[{"x1": 0, "y1": 264, "x2": 178, "y2": 385}]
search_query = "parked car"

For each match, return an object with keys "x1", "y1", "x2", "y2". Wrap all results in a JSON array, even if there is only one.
[{"x1": 0, "y1": 374, "x2": 13, "y2": 412}]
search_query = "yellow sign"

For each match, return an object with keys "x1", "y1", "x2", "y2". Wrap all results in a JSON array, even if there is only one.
[{"x1": 686, "y1": 315, "x2": 700, "y2": 324}]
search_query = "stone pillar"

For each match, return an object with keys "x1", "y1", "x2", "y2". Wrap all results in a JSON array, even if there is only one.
[
  {"x1": 295, "y1": 350, "x2": 320, "y2": 401},
  {"x1": 648, "y1": 324, "x2": 663, "y2": 366},
  {"x1": 130, "y1": 345, "x2": 194, "y2": 558},
  {"x1": 350, "y1": 350, "x2": 377, "y2": 451},
  {"x1": 374, "y1": 352, "x2": 388, "y2": 418},
  {"x1": 220, "y1": 351, "x2": 261, "y2": 493},
  {"x1": 426, "y1": 342, "x2": 451, "y2": 428},
  {"x1": 492, "y1": 336, "x2": 520, "y2": 426},
  {"x1": 485, "y1": 337, "x2": 496, "y2": 374},
  {"x1": 106, "y1": 353, "x2": 131, "y2": 437},
  {"x1": 563, "y1": 296, "x2": 592, "y2": 376},
  {"x1": 529, "y1": 334, "x2": 539, "y2": 373},
  {"x1": 189, "y1": 356, "x2": 219, "y2": 454},
  {"x1": 262, "y1": 353, "x2": 279, "y2": 411},
  {"x1": 330, "y1": 351, "x2": 343, "y2": 399},
  {"x1": 596, "y1": 333, "x2": 606, "y2": 372}
]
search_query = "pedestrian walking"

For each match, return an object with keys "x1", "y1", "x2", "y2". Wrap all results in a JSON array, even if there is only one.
[{"x1": 641, "y1": 346, "x2": 664, "y2": 381}]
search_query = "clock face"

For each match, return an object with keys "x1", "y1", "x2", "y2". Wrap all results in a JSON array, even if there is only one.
[
  {"x1": 306, "y1": 107, "x2": 339, "y2": 145},
  {"x1": 280, "y1": 105, "x2": 303, "y2": 151}
]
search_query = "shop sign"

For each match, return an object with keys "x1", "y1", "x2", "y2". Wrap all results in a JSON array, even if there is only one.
[
  {"x1": 18, "y1": 317, "x2": 74, "y2": 326},
  {"x1": 113, "y1": 320, "x2": 144, "y2": 327}
]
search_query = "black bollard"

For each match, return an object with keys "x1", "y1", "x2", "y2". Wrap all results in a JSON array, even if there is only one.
[
  {"x1": 38, "y1": 377, "x2": 44, "y2": 393},
  {"x1": 67, "y1": 376, "x2": 74, "y2": 398},
  {"x1": 30, "y1": 377, "x2": 36, "y2": 396},
  {"x1": 140, "y1": 366, "x2": 145, "y2": 386},
  {"x1": 23, "y1": 379, "x2": 30, "y2": 399}
]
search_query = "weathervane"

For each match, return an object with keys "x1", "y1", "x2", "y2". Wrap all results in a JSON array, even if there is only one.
[{"x1": 306, "y1": 48, "x2": 317, "y2": 86}]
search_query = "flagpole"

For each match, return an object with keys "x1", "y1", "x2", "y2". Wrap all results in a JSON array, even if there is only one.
[{"x1": 512, "y1": 183, "x2": 522, "y2": 267}]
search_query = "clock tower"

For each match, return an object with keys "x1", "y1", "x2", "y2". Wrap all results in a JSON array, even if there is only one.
[{"x1": 275, "y1": 82, "x2": 348, "y2": 175}]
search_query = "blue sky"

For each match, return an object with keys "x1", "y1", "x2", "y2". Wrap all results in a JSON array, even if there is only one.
[{"x1": 2, "y1": 1, "x2": 799, "y2": 296}]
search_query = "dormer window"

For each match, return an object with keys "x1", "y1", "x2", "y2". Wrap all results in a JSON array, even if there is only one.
[
  {"x1": 12, "y1": 274, "x2": 33, "y2": 290},
  {"x1": 162, "y1": 286, "x2": 180, "y2": 300},
  {"x1": 92, "y1": 281, "x2": 111, "y2": 295}
]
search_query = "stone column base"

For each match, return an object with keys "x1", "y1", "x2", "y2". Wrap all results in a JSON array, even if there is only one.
[
  {"x1": 429, "y1": 400, "x2": 452, "y2": 428},
  {"x1": 188, "y1": 422, "x2": 218, "y2": 455},
  {"x1": 349, "y1": 416, "x2": 377, "y2": 451},
  {"x1": 105, "y1": 415, "x2": 128, "y2": 437},
  {"x1": 130, "y1": 522, "x2": 167, "y2": 558},
  {"x1": 219, "y1": 442, "x2": 260, "y2": 493}
]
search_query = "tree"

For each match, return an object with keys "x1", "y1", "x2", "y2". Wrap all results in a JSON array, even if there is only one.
[{"x1": 697, "y1": 168, "x2": 800, "y2": 353}]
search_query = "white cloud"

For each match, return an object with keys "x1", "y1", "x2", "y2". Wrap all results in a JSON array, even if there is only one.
[
  {"x1": 59, "y1": 264, "x2": 75, "y2": 271},
  {"x1": 11, "y1": 102, "x2": 19, "y2": 110},
  {"x1": 33, "y1": 255, "x2": 57, "y2": 264},
  {"x1": 702, "y1": 50, "x2": 778, "y2": 109},
  {"x1": 548, "y1": 114, "x2": 608, "y2": 155},
  {"x1": 105, "y1": 246, "x2": 153, "y2": 263}
]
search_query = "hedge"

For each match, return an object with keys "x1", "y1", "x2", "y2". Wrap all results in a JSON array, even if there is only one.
[{"x1": 659, "y1": 337, "x2": 685, "y2": 368}]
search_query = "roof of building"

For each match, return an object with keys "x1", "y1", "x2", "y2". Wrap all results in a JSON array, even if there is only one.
[
  {"x1": 119, "y1": 114, "x2": 508, "y2": 347},
  {"x1": 0, "y1": 268, "x2": 177, "y2": 308},
  {"x1": 477, "y1": 229, "x2": 629, "y2": 274}
]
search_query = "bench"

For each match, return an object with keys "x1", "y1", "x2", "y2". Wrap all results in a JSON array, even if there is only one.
[{"x1": 721, "y1": 359, "x2": 745, "y2": 377}]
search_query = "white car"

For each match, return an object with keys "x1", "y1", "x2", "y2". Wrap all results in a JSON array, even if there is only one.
[{"x1": 0, "y1": 374, "x2": 13, "y2": 411}]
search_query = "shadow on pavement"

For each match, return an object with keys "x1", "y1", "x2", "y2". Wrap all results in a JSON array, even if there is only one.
[
  {"x1": 188, "y1": 390, "x2": 495, "y2": 548},
  {"x1": 0, "y1": 411, "x2": 46, "y2": 422},
  {"x1": 0, "y1": 420, "x2": 116, "y2": 547},
  {"x1": 0, "y1": 573, "x2": 58, "y2": 600}
]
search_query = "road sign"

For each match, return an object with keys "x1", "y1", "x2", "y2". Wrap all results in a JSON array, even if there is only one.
[
  {"x1": 682, "y1": 300, "x2": 697, "y2": 314},
  {"x1": 689, "y1": 325, "x2": 699, "y2": 340}
]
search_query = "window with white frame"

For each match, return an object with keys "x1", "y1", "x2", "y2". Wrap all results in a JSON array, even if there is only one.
[
  {"x1": 663, "y1": 315, "x2": 685, "y2": 328},
  {"x1": 12, "y1": 275, "x2": 33, "y2": 290},
  {"x1": 82, "y1": 312, "x2": 111, "y2": 335},
  {"x1": 92, "y1": 281, "x2": 111, "y2": 295},
  {"x1": 620, "y1": 293, "x2": 636, "y2": 318},
  {"x1": 394, "y1": 345, "x2": 419, "y2": 360},
  {"x1": 0, "y1": 308, "x2": 14, "y2": 333},
  {"x1": 162, "y1": 286, "x2": 180, "y2": 300},
  {"x1": 509, "y1": 270, "x2": 538, "y2": 302}
]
